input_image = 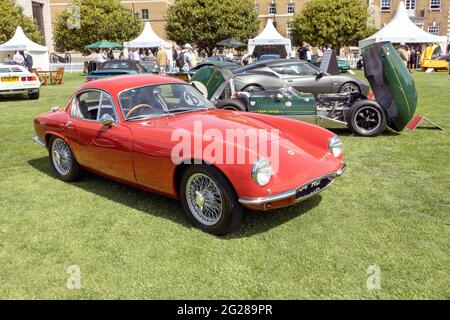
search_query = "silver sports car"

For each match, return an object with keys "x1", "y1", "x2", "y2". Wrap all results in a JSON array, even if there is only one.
[{"x1": 232, "y1": 59, "x2": 370, "y2": 97}]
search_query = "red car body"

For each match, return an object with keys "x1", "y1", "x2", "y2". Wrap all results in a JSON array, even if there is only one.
[{"x1": 33, "y1": 75, "x2": 345, "y2": 234}]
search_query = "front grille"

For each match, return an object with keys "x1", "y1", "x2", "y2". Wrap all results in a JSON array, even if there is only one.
[{"x1": 295, "y1": 176, "x2": 334, "y2": 199}]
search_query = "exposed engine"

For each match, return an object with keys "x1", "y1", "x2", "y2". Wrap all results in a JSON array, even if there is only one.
[{"x1": 316, "y1": 93, "x2": 365, "y2": 122}]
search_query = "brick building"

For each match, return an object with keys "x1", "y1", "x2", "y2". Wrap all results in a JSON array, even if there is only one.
[
  {"x1": 13, "y1": 0, "x2": 54, "y2": 51},
  {"x1": 49, "y1": 0, "x2": 173, "y2": 42},
  {"x1": 367, "y1": 0, "x2": 450, "y2": 39}
]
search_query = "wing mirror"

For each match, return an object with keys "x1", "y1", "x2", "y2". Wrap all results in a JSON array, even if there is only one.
[
  {"x1": 100, "y1": 114, "x2": 115, "y2": 127},
  {"x1": 316, "y1": 71, "x2": 324, "y2": 79}
]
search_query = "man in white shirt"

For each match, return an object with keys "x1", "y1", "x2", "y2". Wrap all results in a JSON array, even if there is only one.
[
  {"x1": 13, "y1": 51, "x2": 24, "y2": 65},
  {"x1": 133, "y1": 49, "x2": 141, "y2": 62}
]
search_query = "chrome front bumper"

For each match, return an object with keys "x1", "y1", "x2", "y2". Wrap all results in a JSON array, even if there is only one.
[
  {"x1": 239, "y1": 164, "x2": 346, "y2": 209},
  {"x1": 32, "y1": 136, "x2": 46, "y2": 148}
]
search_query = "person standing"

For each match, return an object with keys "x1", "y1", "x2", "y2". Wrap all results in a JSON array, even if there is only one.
[
  {"x1": 4, "y1": 54, "x2": 13, "y2": 65},
  {"x1": 13, "y1": 51, "x2": 24, "y2": 66},
  {"x1": 24, "y1": 51, "x2": 33, "y2": 72},
  {"x1": 397, "y1": 43, "x2": 409, "y2": 67},
  {"x1": 156, "y1": 46, "x2": 169, "y2": 75},
  {"x1": 306, "y1": 44, "x2": 312, "y2": 63},
  {"x1": 297, "y1": 42, "x2": 307, "y2": 61},
  {"x1": 408, "y1": 46, "x2": 416, "y2": 72},
  {"x1": 180, "y1": 44, "x2": 194, "y2": 72}
]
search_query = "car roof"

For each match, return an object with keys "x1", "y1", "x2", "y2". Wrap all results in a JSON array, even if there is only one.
[
  {"x1": 233, "y1": 59, "x2": 305, "y2": 73},
  {"x1": 80, "y1": 74, "x2": 186, "y2": 94}
]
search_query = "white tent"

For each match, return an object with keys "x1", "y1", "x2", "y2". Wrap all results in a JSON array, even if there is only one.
[
  {"x1": 0, "y1": 26, "x2": 49, "y2": 70},
  {"x1": 359, "y1": 1, "x2": 447, "y2": 50},
  {"x1": 248, "y1": 19, "x2": 292, "y2": 58},
  {"x1": 124, "y1": 22, "x2": 172, "y2": 58}
]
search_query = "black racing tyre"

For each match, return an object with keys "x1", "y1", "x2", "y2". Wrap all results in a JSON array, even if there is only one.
[
  {"x1": 180, "y1": 165, "x2": 244, "y2": 235},
  {"x1": 28, "y1": 90, "x2": 39, "y2": 100},
  {"x1": 339, "y1": 82, "x2": 361, "y2": 94},
  {"x1": 243, "y1": 85, "x2": 264, "y2": 93},
  {"x1": 348, "y1": 100, "x2": 387, "y2": 137},
  {"x1": 215, "y1": 99, "x2": 247, "y2": 111},
  {"x1": 49, "y1": 136, "x2": 84, "y2": 182}
]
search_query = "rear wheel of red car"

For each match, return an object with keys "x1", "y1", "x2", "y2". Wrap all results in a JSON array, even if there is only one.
[
  {"x1": 216, "y1": 99, "x2": 247, "y2": 111},
  {"x1": 49, "y1": 136, "x2": 83, "y2": 182},
  {"x1": 180, "y1": 165, "x2": 244, "y2": 235},
  {"x1": 348, "y1": 100, "x2": 387, "y2": 137}
]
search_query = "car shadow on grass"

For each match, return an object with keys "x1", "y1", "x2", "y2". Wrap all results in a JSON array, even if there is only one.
[
  {"x1": 28, "y1": 156, "x2": 320, "y2": 238},
  {"x1": 0, "y1": 95, "x2": 31, "y2": 102},
  {"x1": 331, "y1": 128, "x2": 401, "y2": 137}
]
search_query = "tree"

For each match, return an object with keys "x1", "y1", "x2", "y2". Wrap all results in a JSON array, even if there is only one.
[
  {"x1": 291, "y1": 0, "x2": 372, "y2": 48},
  {"x1": 165, "y1": 0, "x2": 259, "y2": 55},
  {"x1": 0, "y1": 0, "x2": 43, "y2": 44},
  {"x1": 53, "y1": 0, "x2": 141, "y2": 53}
]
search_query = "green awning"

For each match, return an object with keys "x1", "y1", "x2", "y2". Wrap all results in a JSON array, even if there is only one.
[{"x1": 85, "y1": 40, "x2": 123, "y2": 49}]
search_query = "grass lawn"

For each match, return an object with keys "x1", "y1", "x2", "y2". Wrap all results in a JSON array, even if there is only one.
[{"x1": 0, "y1": 71, "x2": 449, "y2": 299}]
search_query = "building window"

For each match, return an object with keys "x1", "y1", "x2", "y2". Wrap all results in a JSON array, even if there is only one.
[
  {"x1": 381, "y1": 0, "x2": 391, "y2": 11},
  {"x1": 141, "y1": 9, "x2": 149, "y2": 20},
  {"x1": 428, "y1": 25, "x2": 439, "y2": 35},
  {"x1": 405, "y1": 0, "x2": 416, "y2": 10},
  {"x1": 429, "y1": 0, "x2": 441, "y2": 10},
  {"x1": 287, "y1": 3, "x2": 295, "y2": 14},
  {"x1": 268, "y1": 3, "x2": 277, "y2": 15}
]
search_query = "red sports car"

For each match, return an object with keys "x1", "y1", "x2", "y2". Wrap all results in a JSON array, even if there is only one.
[{"x1": 33, "y1": 75, "x2": 346, "y2": 235}]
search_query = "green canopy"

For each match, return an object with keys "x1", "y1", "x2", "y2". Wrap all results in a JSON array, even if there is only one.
[{"x1": 85, "y1": 40, "x2": 123, "y2": 50}]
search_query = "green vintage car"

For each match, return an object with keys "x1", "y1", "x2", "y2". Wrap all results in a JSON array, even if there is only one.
[{"x1": 190, "y1": 42, "x2": 417, "y2": 137}]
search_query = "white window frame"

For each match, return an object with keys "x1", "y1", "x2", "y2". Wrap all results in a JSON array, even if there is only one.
[
  {"x1": 380, "y1": 0, "x2": 391, "y2": 11},
  {"x1": 428, "y1": 25, "x2": 439, "y2": 35},
  {"x1": 268, "y1": 3, "x2": 277, "y2": 15},
  {"x1": 405, "y1": 0, "x2": 416, "y2": 10},
  {"x1": 287, "y1": 3, "x2": 295, "y2": 14},
  {"x1": 429, "y1": 0, "x2": 441, "y2": 11},
  {"x1": 141, "y1": 9, "x2": 149, "y2": 20}
]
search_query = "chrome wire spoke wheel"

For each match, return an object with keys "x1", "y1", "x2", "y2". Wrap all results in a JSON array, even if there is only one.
[
  {"x1": 354, "y1": 107, "x2": 381, "y2": 134},
  {"x1": 185, "y1": 173, "x2": 223, "y2": 226},
  {"x1": 52, "y1": 138, "x2": 72, "y2": 176}
]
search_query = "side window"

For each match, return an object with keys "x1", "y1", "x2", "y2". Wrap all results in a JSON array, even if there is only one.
[
  {"x1": 270, "y1": 65, "x2": 285, "y2": 75},
  {"x1": 73, "y1": 91, "x2": 116, "y2": 122},
  {"x1": 283, "y1": 64, "x2": 317, "y2": 76}
]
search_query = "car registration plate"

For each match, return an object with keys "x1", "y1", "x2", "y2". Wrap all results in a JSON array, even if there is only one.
[
  {"x1": 295, "y1": 177, "x2": 333, "y2": 199},
  {"x1": 1, "y1": 77, "x2": 19, "y2": 82}
]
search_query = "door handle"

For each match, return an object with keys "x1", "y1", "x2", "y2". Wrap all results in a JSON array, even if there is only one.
[{"x1": 65, "y1": 121, "x2": 73, "y2": 127}]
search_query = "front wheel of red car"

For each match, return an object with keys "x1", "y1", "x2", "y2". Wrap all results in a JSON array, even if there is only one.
[
  {"x1": 180, "y1": 165, "x2": 244, "y2": 235},
  {"x1": 49, "y1": 136, "x2": 83, "y2": 182}
]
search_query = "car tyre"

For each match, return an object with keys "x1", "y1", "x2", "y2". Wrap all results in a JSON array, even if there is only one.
[
  {"x1": 243, "y1": 85, "x2": 264, "y2": 93},
  {"x1": 339, "y1": 82, "x2": 360, "y2": 94},
  {"x1": 215, "y1": 99, "x2": 247, "y2": 111},
  {"x1": 348, "y1": 100, "x2": 387, "y2": 137},
  {"x1": 28, "y1": 90, "x2": 40, "y2": 100},
  {"x1": 180, "y1": 165, "x2": 244, "y2": 235},
  {"x1": 49, "y1": 136, "x2": 83, "y2": 182}
]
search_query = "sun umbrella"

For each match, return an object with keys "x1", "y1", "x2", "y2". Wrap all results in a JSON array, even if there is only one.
[
  {"x1": 85, "y1": 40, "x2": 123, "y2": 50},
  {"x1": 216, "y1": 38, "x2": 246, "y2": 48}
]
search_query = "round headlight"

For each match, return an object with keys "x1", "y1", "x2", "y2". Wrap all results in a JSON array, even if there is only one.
[
  {"x1": 252, "y1": 158, "x2": 273, "y2": 187},
  {"x1": 329, "y1": 135, "x2": 343, "y2": 158}
]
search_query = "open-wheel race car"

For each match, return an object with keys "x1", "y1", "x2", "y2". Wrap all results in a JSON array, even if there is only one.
[{"x1": 190, "y1": 42, "x2": 418, "y2": 137}]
